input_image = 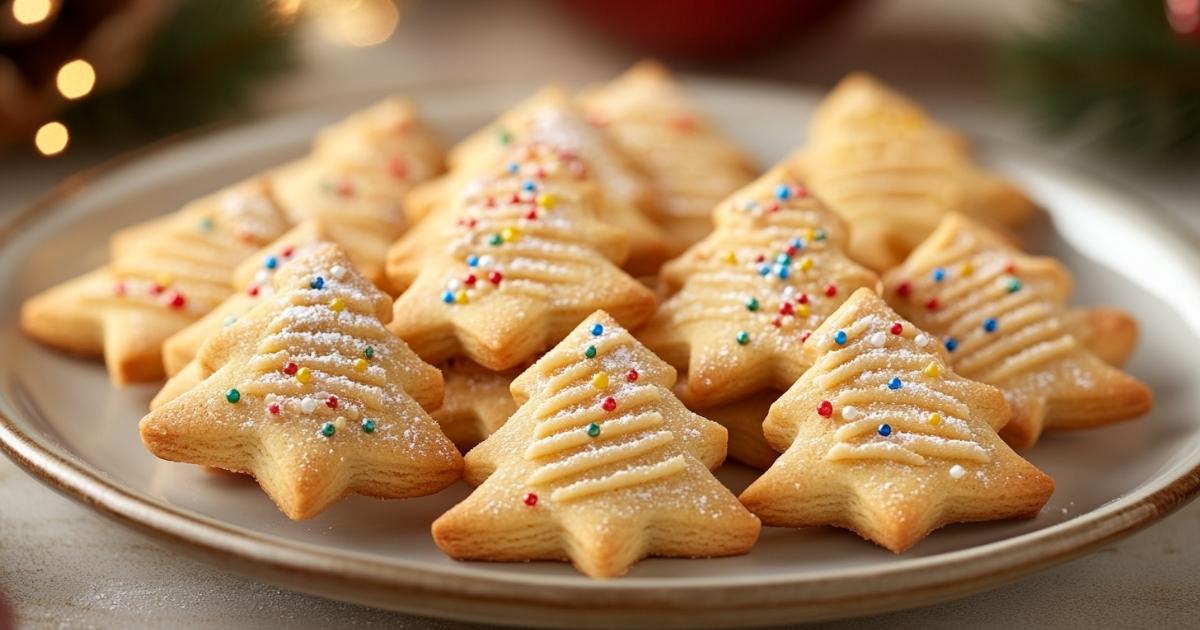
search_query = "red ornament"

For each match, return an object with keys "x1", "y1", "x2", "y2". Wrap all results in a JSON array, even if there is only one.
[
  {"x1": 464, "y1": 274, "x2": 478, "y2": 286},
  {"x1": 896, "y1": 281, "x2": 912, "y2": 298},
  {"x1": 817, "y1": 400, "x2": 833, "y2": 417},
  {"x1": 890, "y1": 322, "x2": 903, "y2": 335},
  {"x1": 797, "y1": 293, "x2": 809, "y2": 304},
  {"x1": 602, "y1": 397, "x2": 617, "y2": 412},
  {"x1": 925, "y1": 297, "x2": 940, "y2": 311},
  {"x1": 786, "y1": 245, "x2": 799, "y2": 256},
  {"x1": 488, "y1": 271, "x2": 503, "y2": 285},
  {"x1": 626, "y1": 368, "x2": 639, "y2": 382},
  {"x1": 166, "y1": 292, "x2": 186, "y2": 309},
  {"x1": 388, "y1": 157, "x2": 408, "y2": 179},
  {"x1": 282, "y1": 362, "x2": 299, "y2": 376},
  {"x1": 824, "y1": 283, "x2": 837, "y2": 298},
  {"x1": 522, "y1": 492, "x2": 539, "y2": 507},
  {"x1": 326, "y1": 396, "x2": 339, "y2": 409},
  {"x1": 779, "y1": 302, "x2": 794, "y2": 316},
  {"x1": 268, "y1": 403, "x2": 281, "y2": 415}
]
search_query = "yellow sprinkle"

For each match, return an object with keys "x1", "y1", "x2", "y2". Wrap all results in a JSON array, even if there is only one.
[
  {"x1": 924, "y1": 362, "x2": 941, "y2": 378},
  {"x1": 455, "y1": 290, "x2": 469, "y2": 304},
  {"x1": 591, "y1": 372, "x2": 609, "y2": 390},
  {"x1": 960, "y1": 261, "x2": 974, "y2": 276},
  {"x1": 296, "y1": 367, "x2": 312, "y2": 385},
  {"x1": 501, "y1": 227, "x2": 520, "y2": 242},
  {"x1": 799, "y1": 257, "x2": 813, "y2": 271},
  {"x1": 795, "y1": 304, "x2": 811, "y2": 317},
  {"x1": 927, "y1": 412, "x2": 942, "y2": 426},
  {"x1": 329, "y1": 297, "x2": 347, "y2": 312},
  {"x1": 804, "y1": 228, "x2": 816, "y2": 241},
  {"x1": 536, "y1": 193, "x2": 555, "y2": 209},
  {"x1": 721, "y1": 250, "x2": 737, "y2": 264},
  {"x1": 354, "y1": 358, "x2": 368, "y2": 372},
  {"x1": 155, "y1": 272, "x2": 173, "y2": 287}
]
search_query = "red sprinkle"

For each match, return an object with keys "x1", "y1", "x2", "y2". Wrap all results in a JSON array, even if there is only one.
[
  {"x1": 112, "y1": 282, "x2": 126, "y2": 296},
  {"x1": 800, "y1": 330, "x2": 812, "y2": 343},
  {"x1": 523, "y1": 492, "x2": 539, "y2": 507},
  {"x1": 335, "y1": 178, "x2": 355, "y2": 198},
  {"x1": 488, "y1": 271, "x2": 503, "y2": 285},
  {"x1": 794, "y1": 185, "x2": 809, "y2": 198},
  {"x1": 388, "y1": 157, "x2": 408, "y2": 179},
  {"x1": 890, "y1": 322, "x2": 904, "y2": 335},
  {"x1": 281, "y1": 245, "x2": 295, "y2": 258},
  {"x1": 626, "y1": 368, "x2": 639, "y2": 382},
  {"x1": 283, "y1": 362, "x2": 298, "y2": 376},
  {"x1": 247, "y1": 285, "x2": 260, "y2": 297},
  {"x1": 149, "y1": 283, "x2": 165, "y2": 295},
  {"x1": 925, "y1": 297, "x2": 940, "y2": 311},
  {"x1": 508, "y1": 193, "x2": 520, "y2": 204},
  {"x1": 755, "y1": 254, "x2": 766, "y2": 263},
  {"x1": 764, "y1": 202, "x2": 781, "y2": 214},
  {"x1": 534, "y1": 167, "x2": 547, "y2": 180},
  {"x1": 601, "y1": 397, "x2": 617, "y2": 412},
  {"x1": 786, "y1": 245, "x2": 799, "y2": 256},
  {"x1": 817, "y1": 400, "x2": 833, "y2": 417},
  {"x1": 1004, "y1": 260, "x2": 1017, "y2": 273},
  {"x1": 896, "y1": 281, "x2": 912, "y2": 298},
  {"x1": 464, "y1": 274, "x2": 478, "y2": 286},
  {"x1": 771, "y1": 315, "x2": 783, "y2": 328},
  {"x1": 484, "y1": 196, "x2": 496, "y2": 208},
  {"x1": 824, "y1": 283, "x2": 838, "y2": 298},
  {"x1": 268, "y1": 403, "x2": 281, "y2": 415},
  {"x1": 779, "y1": 302, "x2": 795, "y2": 316},
  {"x1": 166, "y1": 292, "x2": 186, "y2": 309},
  {"x1": 524, "y1": 209, "x2": 538, "y2": 220},
  {"x1": 326, "y1": 396, "x2": 339, "y2": 409},
  {"x1": 797, "y1": 293, "x2": 809, "y2": 304}
]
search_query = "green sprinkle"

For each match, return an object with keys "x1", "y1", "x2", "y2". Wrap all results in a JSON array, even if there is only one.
[
  {"x1": 363, "y1": 346, "x2": 374, "y2": 359},
  {"x1": 225, "y1": 388, "x2": 241, "y2": 404},
  {"x1": 584, "y1": 345, "x2": 597, "y2": 359},
  {"x1": 495, "y1": 127, "x2": 512, "y2": 145},
  {"x1": 489, "y1": 233, "x2": 504, "y2": 246},
  {"x1": 814, "y1": 229, "x2": 827, "y2": 241},
  {"x1": 223, "y1": 315, "x2": 237, "y2": 327},
  {"x1": 361, "y1": 419, "x2": 376, "y2": 434},
  {"x1": 587, "y1": 422, "x2": 601, "y2": 438},
  {"x1": 736, "y1": 330, "x2": 750, "y2": 345},
  {"x1": 745, "y1": 297, "x2": 759, "y2": 312},
  {"x1": 198, "y1": 217, "x2": 214, "y2": 232},
  {"x1": 1006, "y1": 278, "x2": 1022, "y2": 293},
  {"x1": 321, "y1": 422, "x2": 336, "y2": 437}
]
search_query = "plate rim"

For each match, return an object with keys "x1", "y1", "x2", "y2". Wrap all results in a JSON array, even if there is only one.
[{"x1": 2, "y1": 78, "x2": 1200, "y2": 627}]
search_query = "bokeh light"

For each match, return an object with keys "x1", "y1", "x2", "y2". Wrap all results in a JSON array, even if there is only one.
[
  {"x1": 12, "y1": 0, "x2": 53, "y2": 25},
  {"x1": 34, "y1": 122, "x2": 69, "y2": 156},
  {"x1": 56, "y1": 59, "x2": 96, "y2": 100}
]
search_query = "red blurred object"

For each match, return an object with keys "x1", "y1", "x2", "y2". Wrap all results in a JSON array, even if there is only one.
[
  {"x1": 1167, "y1": 0, "x2": 1200, "y2": 39},
  {"x1": 0, "y1": 591, "x2": 12, "y2": 630},
  {"x1": 554, "y1": 0, "x2": 851, "y2": 58}
]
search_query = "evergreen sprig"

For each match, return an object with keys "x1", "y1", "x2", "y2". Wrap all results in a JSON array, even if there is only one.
[
  {"x1": 65, "y1": 0, "x2": 298, "y2": 144},
  {"x1": 999, "y1": 0, "x2": 1200, "y2": 159}
]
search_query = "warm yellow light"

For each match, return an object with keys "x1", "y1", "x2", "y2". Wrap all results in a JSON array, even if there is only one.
[
  {"x1": 314, "y1": 0, "x2": 400, "y2": 47},
  {"x1": 56, "y1": 59, "x2": 96, "y2": 100},
  {"x1": 35, "y1": 122, "x2": 69, "y2": 156},
  {"x1": 272, "y1": 0, "x2": 302, "y2": 23},
  {"x1": 12, "y1": 0, "x2": 52, "y2": 25}
]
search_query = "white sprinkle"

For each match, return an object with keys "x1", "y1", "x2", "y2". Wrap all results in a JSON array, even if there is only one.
[
  {"x1": 915, "y1": 334, "x2": 930, "y2": 348},
  {"x1": 330, "y1": 265, "x2": 347, "y2": 279},
  {"x1": 479, "y1": 255, "x2": 495, "y2": 268},
  {"x1": 842, "y1": 405, "x2": 860, "y2": 420},
  {"x1": 300, "y1": 398, "x2": 318, "y2": 414},
  {"x1": 868, "y1": 332, "x2": 887, "y2": 347},
  {"x1": 949, "y1": 464, "x2": 966, "y2": 479},
  {"x1": 254, "y1": 269, "x2": 271, "y2": 284},
  {"x1": 447, "y1": 278, "x2": 461, "y2": 291}
]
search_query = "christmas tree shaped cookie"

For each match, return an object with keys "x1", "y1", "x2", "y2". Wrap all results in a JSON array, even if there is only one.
[
  {"x1": 787, "y1": 73, "x2": 1033, "y2": 271},
  {"x1": 638, "y1": 166, "x2": 878, "y2": 408},
  {"x1": 140, "y1": 244, "x2": 462, "y2": 520},
  {"x1": 387, "y1": 142, "x2": 657, "y2": 371},
  {"x1": 433, "y1": 311, "x2": 759, "y2": 578},
  {"x1": 579, "y1": 60, "x2": 757, "y2": 252},
  {"x1": 406, "y1": 87, "x2": 671, "y2": 273},
  {"x1": 431, "y1": 358, "x2": 520, "y2": 452},
  {"x1": 739, "y1": 288, "x2": 1054, "y2": 552},
  {"x1": 21, "y1": 179, "x2": 289, "y2": 384},
  {"x1": 882, "y1": 214, "x2": 1153, "y2": 447}
]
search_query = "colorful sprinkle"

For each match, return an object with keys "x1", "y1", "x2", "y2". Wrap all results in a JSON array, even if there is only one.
[
  {"x1": 223, "y1": 315, "x2": 237, "y2": 327},
  {"x1": 721, "y1": 250, "x2": 737, "y2": 264},
  {"x1": 265, "y1": 255, "x2": 278, "y2": 269},
  {"x1": 774, "y1": 184, "x2": 791, "y2": 200},
  {"x1": 925, "y1": 297, "x2": 940, "y2": 311},
  {"x1": 888, "y1": 377, "x2": 902, "y2": 390},
  {"x1": 932, "y1": 268, "x2": 946, "y2": 282},
  {"x1": 455, "y1": 290, "x2": 469, "y2": 304},
  {"x1": 814, "y1": 228, "x2": 827, "y2": 241},
  {"x1": 914, "y1": 334, "x2": 930, "y2": 348},
  {"x1": 489, "y1": 233, "x2": 504, "y2": 246},
  {"x1": 949, "y1": 464, "x2": 966, "y2": 479},
  {"x1": 268, "y1": 403, "x2": 280, "y2": 415},
  {"x1": 795, "y1": 303, "x2": 811, "y2": 317},
  {"x1": 466, "y1": 254, "x2": 480, "y2": 267},
  {"x1": 225, "y1": 389, "x2": 241, "y2": 404},
  {"x1": 944, "y1": 338, "x2": 959, "y2": 352},
  {"x1": 301, "y1": 398, "x2": 318, "y2": 414},
  {"x1": 464, "y1": 274, "x2": 478, "y2": 287},
  {"x1": 868, "y1": 332, "x2": 887, "y2": 347},
  {"x1": 896, "y1": 281, "x2": 912, "y2": 298},
  {"x1": 585, "y1": 345, "x2": 597, "y2": 359},
  {"x1": 745, "y1": 297, "x2": 760, "y2": 312},
  {"x1": 495, "y1": 128, "x2": 512, "y2": 144},
  {"x1": 878, "y1": 423, "x2": 893, "y2": 437},
  {"x1": 442, "y1": 290, "x2": 455, "y2": 304},
  {"x1": 824, "y1": 283, "x2": 837, "y2": 298},
  {"x1": 960, "y1": 261, "x2": 974, "y2": 276},
  {"x1": 890, "y1": 322, "x2": 904, "y2": 335},
  {"x1": 320, "y1": 422, "x2": 336, "y2": 438},
  {"x1": 983, "y1": 317, "x2": 999, "y2": 333},
  {"x1": 488, "y1": 270, "x2": 503, "y2": 285},
  {"x1": 591, "y1": 372, "x2": 609, "y2": 390},
  {"x1": 842, "y1": 405, "x2": 860, "y2": 421},
  {"x1": 601, "y1": 397, "x2": 617, "y2": 412},
  {"x1": 536, "y1": 193, "x2": 555, "y2": 209},
  {"x1": 817, "y1": 400, "x2": 833, "y2": 417},
  {"x1": 626, "y1": 368, "x2": 639, "y2": 382},
  {"x1": 198, "y1": 217, "x2": 214, "y2": 232},
  {"x1": 775, "y1": 264, "x2": 790, "y2": 280},
  {"x1": 834, "y1": 330, "x2": 848, "y2": 345},
  {"x1": 924, "y1": 362, "x2": 941, "y2": 378},
  {"x1": 590, "y1": 323, "x2": 604, "y2": 336},
  {"x1": 310, "y1": 276, "x2": 325, "y2": 290},
  {"x1": 363, "y1": 346, "x2": 374, "y2": 359},
  {"x1": 326, "y1": 395, "x2": 339, "y2": 409},
  {"x1": 521, "y1": 180, "x2": 536, "y2": 192},
  {"x1": 523, "y1": 492, "x2": 538, "y2": 507},
  {"x1": 166, "y1": 292, "x2": 186, "y2": 309},
  {"x1": 586, "y1": 423, "x2": 601, "y2": 438},
  {"x1": 296, "y1": 367, "x2": 312, "y2": 384},
  {"x1": 361, "y1": 419, "x2": 376, "y2": 433},
  {"x1": 354, "y1": 358, "x2": 368, "y2": 372},
  {"x1": 927, "y1": 412, "x2": 943, "y2": 426},
  {"x1": 779, "y1": 302, "x2": 794, "y2": 316},
  {"x1": 798, "y1": 257, "x2": 813, "y2": 271},
  {"x1": 736, "y1": 330, "x2": 750, "y2": 345},
  {"x1": 1006, "y1": 278, "x2": 1022, "y2": 293},
  {"x1": 329, "y1": 297, "x2": 347, "y2": 313},
  {"x1": 506, "y1": 161, "x2": 519, "y2": 174},
  {"x1": 283, "y1": 362, "x2": 299, "y2": 376}
]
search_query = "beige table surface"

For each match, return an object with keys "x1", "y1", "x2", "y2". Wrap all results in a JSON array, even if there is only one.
[{"x1": 2, "y1": 1, "x2": 1198, "y2": 627}]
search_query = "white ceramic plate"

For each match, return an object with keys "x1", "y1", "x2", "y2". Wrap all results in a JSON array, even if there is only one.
[{"x1": 1, "y1": 80, "x2": 1198, "y2": 629}]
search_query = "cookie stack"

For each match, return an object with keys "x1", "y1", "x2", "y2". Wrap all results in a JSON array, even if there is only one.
[{"x1": 19, "y1": 63, "x2": 1155, "y2": 578}]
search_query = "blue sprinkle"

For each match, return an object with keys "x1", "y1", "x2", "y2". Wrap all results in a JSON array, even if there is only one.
[
  {"x1": 264, "y1": 256, "x2": 278, "y2": 269},
  {"x1": 834, "y1": 330, "x2": 848, "y2": 345},
  {"x1": 506, "y1": 162, "x2": 519, "y2": 174},
  {"x1": 521, "y1": 180, "x2": 536, "y2": 192},
  {"x1": 776, "y1": 253, "x2": 792, "y2": 265},
  {"x1": 758, "y1": 264, "x2": 772, "y2": 277},
  {"x1": 932, "y1": 267, "x2": 946, "y2": 282},
  {"x1": 983, "y1": 318, "x2": 999, "y2": 333},
  {"x1": 774, "y1": 184, "x2": 791, "y2": 200},
  {"x1": 790, "y1": 237, "x2": 805, "y2": 251},
  {"x1": 590, "y1": 323, "x2": 604, "y2": 336},
  {"x1": 441, "y1": 291, "x2": 455, "y2": 304},
  {"x1": 310, "y1": 276, "x2": 325, "y2": 290},
  {"x1": 776, "y1": 264, "x2": 790, "y2": 280},
  {"x1": 466, "y1": 254, "x2": 479, "y2": 267},
  {"x1": 944, "y1": 337, "x2": 959, "y2": 352},
  {"x1": 878, "y1": 423, "x2": 893, "y2": 437},
  {"x1": 888, "y1": 377, "x2": 902, "y2": 390}
]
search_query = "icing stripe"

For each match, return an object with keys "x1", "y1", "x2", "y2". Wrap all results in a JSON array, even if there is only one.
[{"x1": 550, "y1": 455, "x2": 686, "y2": 503}]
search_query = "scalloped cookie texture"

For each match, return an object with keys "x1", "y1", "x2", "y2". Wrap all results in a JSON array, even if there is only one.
[
  {"x1": 140, "y1": 245, "x2": 461, "y2": 520},
  {"x1": 739, "y1": 288, "x2": 1054, "y2": 553},
  {"x1": 638, "y1": 166, "x2": 878, "y2": 408},
  {"x1": 787, "y1": 72, "x2": 1034, "y2": 272},
  {"x1": 882, "y1": 214, "x2": 1152, "y2": 448},
  {"x1": 386, "y1": 142, "x2": 657, "y2": 371},
  {"x1": 432, "y1": 311, "x2": 759, "y2": 578}
]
